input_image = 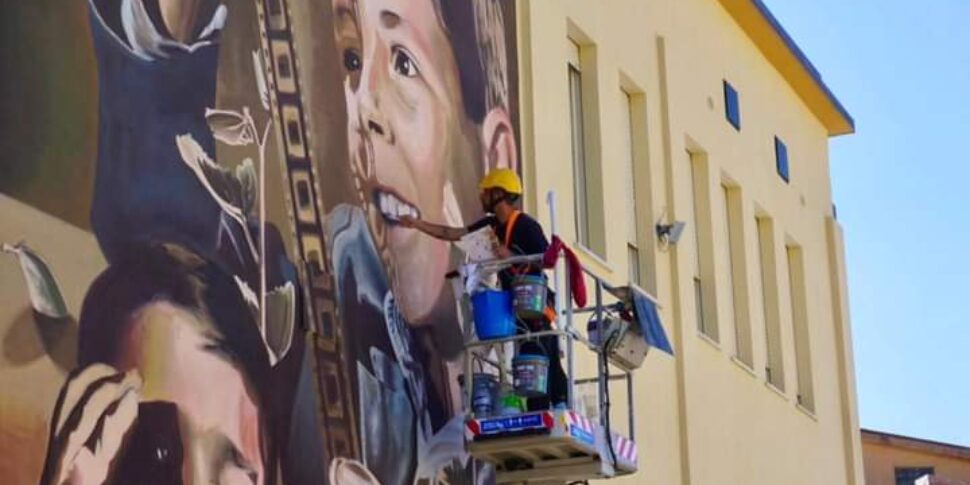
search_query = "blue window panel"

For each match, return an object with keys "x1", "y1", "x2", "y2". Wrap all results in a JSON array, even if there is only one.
[
  {"x1": 775, "y1": 136, "x2": 790, "y2": 183},
  {"x1": 723, "y1": 80, "x2": 741, "y2": 130}
]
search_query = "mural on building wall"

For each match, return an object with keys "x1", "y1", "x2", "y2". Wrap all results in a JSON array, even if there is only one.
[{"x1": 0, "y1": 0, "x2": 518, "y2": 483}]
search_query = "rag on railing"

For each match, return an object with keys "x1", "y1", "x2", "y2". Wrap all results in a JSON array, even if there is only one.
[{"x1": 542, "y1": 235, "x2": 587, "y2": 308}]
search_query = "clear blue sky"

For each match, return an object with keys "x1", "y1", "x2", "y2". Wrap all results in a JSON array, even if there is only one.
[{"x1": 762, "y1": 0, "x2": 970, "y2": 446}]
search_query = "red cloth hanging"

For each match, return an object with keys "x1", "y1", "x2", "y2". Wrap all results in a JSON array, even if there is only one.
[{"x1": 542, "y1": 236, "x2": 587, "y2": 308}]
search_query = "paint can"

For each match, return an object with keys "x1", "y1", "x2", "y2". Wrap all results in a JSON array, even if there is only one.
[
  {"x1": 587, "y1": 316, "x2": 618, "y2": 347},
  {"x1": 499, "y1": 392, "x2": 527, "y2": 416},
  {"x1": 471, "y1": 373, "x2": 499, "y2": 417},
  {"x1": 512, "y1": 354, "x2": 549, "y2": 397},
  {"x1": 511, "y1": 275, "x2": 547, "y2": 319}
]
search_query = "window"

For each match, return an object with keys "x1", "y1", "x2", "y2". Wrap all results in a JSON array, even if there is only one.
[
  {"x1": 895, "y1": 467, "x2": 934, "y2": 485},
  {"x1": 566, "y1": 35, "x2": 607, "y2": 257},
  {"x1": 688, "y1": 150, "x2": 718, "y2": 341},
  {"x1": 569, "y1": 43, "x2": 591, "y2": 248},
  {"x1": 723, "y1": 184, "x2": 752, "y2": 365},
  {"x1": 775, "y1": 136, "x2": 790, "y2": 183},
  {"x1": 723, "y1": 80, "x2": 741, "y2": 130},
  {"x1": 787, "y1": 243, "x2": 814, "y2": 411},
  {"x1": 621, "y1": 89, "x2": 639, "y2": 285},
  {"x1": 718, "y1": 185, "x2": 737, "y2": 348},
  {"x1": 693, "y1": 276, "x2": 705, "y2": 335},
  {"x1": 756, "y1": 216, "x2": 785, "y2": 390},
  {"x1": 627, "y1": 245, "x2": 641, "y2": 285}
]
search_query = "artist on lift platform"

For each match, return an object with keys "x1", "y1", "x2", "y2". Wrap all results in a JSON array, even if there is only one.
[{"x1": 401, "y1": 168, "x2": 568, "y2": 410}]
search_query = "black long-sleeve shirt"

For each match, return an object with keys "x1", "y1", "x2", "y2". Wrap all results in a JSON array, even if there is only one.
[{"x1": 468, "y1": 212, "x2": 549, "y2": 289}]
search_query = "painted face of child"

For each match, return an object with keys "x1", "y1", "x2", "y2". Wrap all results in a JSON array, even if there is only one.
[{"x1": 333, "y1": 0, "x2": 483, "y2": 324}]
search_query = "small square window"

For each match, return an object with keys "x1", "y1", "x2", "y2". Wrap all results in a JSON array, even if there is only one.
[
  {"x1": 723, "y1": 80, "x2": 741, "y2": 130},
  {"x1": 895, "y1": 466, "x2": 934, "y2": 485},
  {"x1": 775, "y1": 136, "x2": 790, "y2": 183}
]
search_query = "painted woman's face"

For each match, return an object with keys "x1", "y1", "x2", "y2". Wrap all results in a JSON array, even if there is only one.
[{"x1": 333, "y1": 0, "x2": 482, "y2": 325}]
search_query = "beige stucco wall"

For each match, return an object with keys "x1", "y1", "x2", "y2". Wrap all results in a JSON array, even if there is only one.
[
  {"x1": 863, "y1": 441, "x2": 970, "y2": 485},
  {"x1": 517, "y1": 0, "x2": 862, "y2": 483}
]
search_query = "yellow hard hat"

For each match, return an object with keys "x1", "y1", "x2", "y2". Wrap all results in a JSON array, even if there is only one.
[{"x1": 479, "y1": 168, "x2": 522, "y2": 195}]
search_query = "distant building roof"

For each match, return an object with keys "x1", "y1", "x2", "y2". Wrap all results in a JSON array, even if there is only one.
[
  {"x1": 717, "y1": 0, "x2": 855, "y2": 136},
  {"x1": 862, "y1": 428, "x2": 970, "y2": 462}
]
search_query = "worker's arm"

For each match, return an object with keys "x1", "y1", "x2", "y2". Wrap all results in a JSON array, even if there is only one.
[{"x1": 400, "y1": 216, "x2": 469, "y2": 242}]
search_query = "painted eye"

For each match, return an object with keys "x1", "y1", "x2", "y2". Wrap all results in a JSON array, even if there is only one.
[
  {"x1": 391, "y1": 47, "x2": 419, "y2": 78},
  {"x1": 343, "y1": 48, "x2": 362, "y2": 72}
]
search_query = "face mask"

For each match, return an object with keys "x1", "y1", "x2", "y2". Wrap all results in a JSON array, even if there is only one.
[{"x1": 481, "y1": 189, "x2": 504, "y2": 214}]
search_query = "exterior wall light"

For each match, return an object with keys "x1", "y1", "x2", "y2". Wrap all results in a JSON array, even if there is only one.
[{"x1": 656, "y1": 221, "x2": 687, "y2": 247}]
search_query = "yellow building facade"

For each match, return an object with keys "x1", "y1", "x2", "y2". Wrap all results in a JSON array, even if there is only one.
[
  {"x1": 0, "y1": 0, "x2": 860, "y2": 483},
  {"x1": 516, "y1": 0, "x2": 863, "y2": 483}
]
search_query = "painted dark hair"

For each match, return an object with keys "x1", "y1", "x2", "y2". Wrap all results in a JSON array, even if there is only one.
[
  {"x1": 76, "y1": 242, "x2": 276, "y2": 479},
  {"x1": 436, "y1": 0, "x2": 509, "y2": 124},
  {"x1": 78, "y1": 243, "x2": 271, "y2": 396}
]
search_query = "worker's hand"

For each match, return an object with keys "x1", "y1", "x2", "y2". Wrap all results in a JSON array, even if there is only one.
[
  {"x1": 399, "y1": 215, "x2": 419, "y2": 229},
  {"x1": 40, "y1": 364, "x2": 142, "y2": 485},
  {"x1": 496, "y1": 245, "x2": 512, "y2": 259}
]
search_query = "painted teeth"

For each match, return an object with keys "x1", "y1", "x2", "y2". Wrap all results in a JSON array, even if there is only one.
[
  {"x1": 380, "y1": 192, "x2": 392, "y2": 216},
  {"x1": 377, "y1": 190, "x2": 418, "y2": 222}
]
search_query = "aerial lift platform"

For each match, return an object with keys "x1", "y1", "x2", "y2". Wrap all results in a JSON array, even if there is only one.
[{"x1": 457, "y1": 240, "x2": 666, "y2": 485}]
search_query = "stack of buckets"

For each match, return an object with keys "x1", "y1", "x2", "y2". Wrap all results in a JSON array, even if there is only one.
[{"x1": 468, "y1": 275, "x2": 551, "y2": 417}]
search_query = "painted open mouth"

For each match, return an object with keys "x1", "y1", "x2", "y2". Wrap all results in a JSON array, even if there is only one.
[{"x1": 372, "y1": 185, "x2": 421, "y2": 225}]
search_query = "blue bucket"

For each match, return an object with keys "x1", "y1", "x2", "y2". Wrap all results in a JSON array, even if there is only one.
[{"x1": 471, "y1": 290, "x2": 516, "y2": 340}]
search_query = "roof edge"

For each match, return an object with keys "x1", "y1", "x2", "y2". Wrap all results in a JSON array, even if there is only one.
[
  {"x1": 718, "y1": 0, "x2": 856, "y2": 136},
  {"x1": 862, "y1": 428, "x2": 970, "y2": 461}
]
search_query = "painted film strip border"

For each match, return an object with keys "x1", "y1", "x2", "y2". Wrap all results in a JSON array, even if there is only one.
[{"x1": 254, "y1": 0, "x2": 360, "y2": 462}]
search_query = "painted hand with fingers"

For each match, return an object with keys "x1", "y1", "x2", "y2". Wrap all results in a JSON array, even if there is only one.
[{"x1": 40, "y1": 364, "x2": 142, "y2": 485}]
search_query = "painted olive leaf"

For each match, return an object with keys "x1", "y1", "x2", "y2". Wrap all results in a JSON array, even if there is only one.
[
  {"x1": 2, "y1": 242, "x2": 69, "y2": 319},
  {"x1": 205, "y1": 108, "x2": 254, "y2": 146}
]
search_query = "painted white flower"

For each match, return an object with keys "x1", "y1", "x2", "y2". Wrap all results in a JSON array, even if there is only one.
[{"x1": 176, "y1": 133, "x2": 258, "y2": 262}]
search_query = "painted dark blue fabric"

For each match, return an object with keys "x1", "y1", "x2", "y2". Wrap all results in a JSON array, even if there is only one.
[
  {"x1": 88, "y1": 3, "x2": 222, "y2": 263},
  {"x1": 633, "y1": 291, "x2": 674, "y2": 356}
]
